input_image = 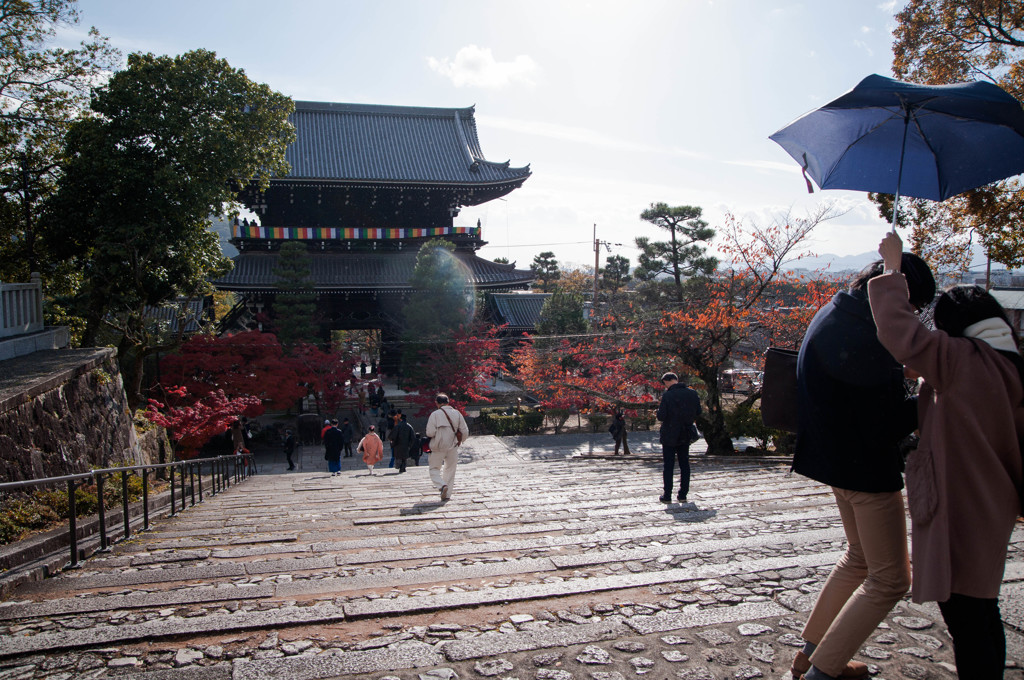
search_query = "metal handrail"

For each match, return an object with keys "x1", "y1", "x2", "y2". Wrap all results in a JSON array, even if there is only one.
[{"x1": 0, "y1": 453, "x2": 255, "y2": 570}]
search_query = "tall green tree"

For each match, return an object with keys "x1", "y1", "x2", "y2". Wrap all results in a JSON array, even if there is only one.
[
  {"x1": 401, "y1": 238, "x2": 474, "y2": 384},
  {"x1": 634, "y1": 203, "x2": 717, "y2": 303},
  {"x1": 530, "y1": 251, "x2": 561, "y2": 292},
  {"x1": 272, "y1": 242, "x2": 319, "y2": 350},
  {"x1": 599, "y1": 254, "x2": 632, "y2": 301},
  {"x1": 885, "y1": 0, "x2": 1024, "y2": 269},
  {"x1": 0, "y1": 0, "x2": 119, "y2": 283},
  {"x1": 536, "y1": 289, "x2": 588, "y2": 337},
  {"x1": 41, "y1": 49, "x2": 294, "y2": 405}
]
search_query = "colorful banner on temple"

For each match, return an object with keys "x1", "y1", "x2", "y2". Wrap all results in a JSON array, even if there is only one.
[{"x1": 231, "y1": 224, "x2": 481, "y2": 240}]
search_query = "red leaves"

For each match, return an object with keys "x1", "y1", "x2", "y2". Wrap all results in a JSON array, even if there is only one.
[
  {"x1": 402, "y1": 324, "x2": 503, "y2": 415},
  {"x1": 145, "y1": 387, "x2": 261, "y2": 458}
]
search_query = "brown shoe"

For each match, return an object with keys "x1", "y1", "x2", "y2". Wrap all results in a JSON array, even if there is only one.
[{"x1": 791, "y1": 650, "x2": 870, "y2": 679}]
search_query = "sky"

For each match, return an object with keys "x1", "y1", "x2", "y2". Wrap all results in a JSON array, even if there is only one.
[{"x1": 65, "y1": 0, "x2": 913, "y2": 271}]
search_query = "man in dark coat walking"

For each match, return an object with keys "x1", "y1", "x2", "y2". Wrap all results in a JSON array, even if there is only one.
[
  {"x1": 389, "y1": 414, "x2": 416, "y2": 473},
  {"x1": 656, "y1": 372, "x2": 701, "y2": 504},
  {"x1": 323, "y1": 419, "x2": 345, "y2": 476}
]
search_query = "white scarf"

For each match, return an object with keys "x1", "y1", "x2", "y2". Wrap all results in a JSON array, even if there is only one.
[{"x1": 963, "y1": 317, "x2": 1020, "y2": 355}]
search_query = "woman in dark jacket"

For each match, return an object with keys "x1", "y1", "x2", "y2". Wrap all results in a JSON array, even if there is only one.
[{"x1": 790, "y1": 253, "x2": 934, "y2": 680}]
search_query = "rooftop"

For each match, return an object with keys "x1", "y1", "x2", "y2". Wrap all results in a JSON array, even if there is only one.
[{"x1": 282, "y1": 101, "x2": 531, "y2": 187}]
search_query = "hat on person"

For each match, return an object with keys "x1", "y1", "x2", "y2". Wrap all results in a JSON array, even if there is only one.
[{"x1": 324, "y1": 419, "x2": 330, "y2": 425}]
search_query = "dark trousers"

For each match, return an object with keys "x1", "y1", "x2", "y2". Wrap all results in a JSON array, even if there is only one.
[
  {"x1": 938, "y1": 593, "x2": 1005, "y2": 679},
  {"x1": 343, "y1": 441, "x2": 353, "y2": 457},
  {"x1": 285, "y1": 451, "x2": 294, "y2": 469},
  {"x1": 662, "y1": 443, "x2": 690, "y2": 499}
]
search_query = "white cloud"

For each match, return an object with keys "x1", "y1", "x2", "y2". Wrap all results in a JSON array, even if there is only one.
[
  {"x1": 427, "y1": 45, "x2": 538, "y2": 89},
  {"x1": 853, "y1": 39, "x2": 874, "y2": 57}
]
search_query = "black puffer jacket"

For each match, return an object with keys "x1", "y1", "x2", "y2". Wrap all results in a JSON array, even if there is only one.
[{"x1": 794, "y1": 289, "x2": 917, "y2": 492}]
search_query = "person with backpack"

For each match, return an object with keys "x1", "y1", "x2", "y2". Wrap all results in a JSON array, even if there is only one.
[
  {"x1": 870, "y1": 232, "x2": 1024, "y2": 680},
  {"x1": 609, "y1": 411, "x2": 630, "y2": 455},
  {"x1": 425, "y1": 393, "x2": 469, "y2": 501},
  {"x1": 790, "y1": 248, "x2": 935, "y2": 680}
]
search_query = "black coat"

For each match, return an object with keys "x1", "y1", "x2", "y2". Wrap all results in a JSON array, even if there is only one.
[
  {"x1": 389, "y1": 421, "x2": 415, "y2": 460},
  {"x1": 793, "y1": 289, "x2": 917, "y2": 492},
  {"x1": 323, "y1": 426, "x2": 345, "y2": 462},
  {"x1": 657, "y1": 384, "x2": 701, "y2": 446}
]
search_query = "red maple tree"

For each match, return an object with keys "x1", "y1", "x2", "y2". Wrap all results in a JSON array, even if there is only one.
[
  {"x1": 145, "y1": 386, "x2": 262, "y2": 458},
  {"x1": 402, "y1": 324, "x2": 503, "y2": 415}
]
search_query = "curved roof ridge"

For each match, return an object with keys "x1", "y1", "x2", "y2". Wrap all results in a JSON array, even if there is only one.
[{"x1": 293, "y1": 100, "x2": 476, "y2": 118}]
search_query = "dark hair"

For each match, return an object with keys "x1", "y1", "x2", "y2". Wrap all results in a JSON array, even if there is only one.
[
  {"x1": 435, "y1": 393, "x2": 449, "y2": 404},
  {"x1": 661, "y1": 372, "x2": 678, "y2": 383},
  {"x1": 934, "y1": 285, "x2": 1016, "y2": 341},
  {"x1": 331, "y1": 419, "x2": 339, "y2": 426},
  {"x1": 851, "y1": 253, "x2": 936, "y2": 309}
]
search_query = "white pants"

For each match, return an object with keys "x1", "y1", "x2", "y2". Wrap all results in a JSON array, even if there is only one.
[{"x1": 428, "y1": 447, "x2": 458, "y2": 493}]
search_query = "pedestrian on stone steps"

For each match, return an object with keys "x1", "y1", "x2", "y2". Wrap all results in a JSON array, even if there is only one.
[
  {"x1": 323, "y1": 419, "x2": 344, "y2": 476},
  {"x1": 425, "y1": 393, "x2": 468, "y2": 501},
  {"x1": 357, "y1": 425, "x2": 384, "y2": 476},
  {"x1": 340, "y1": 418, "x2": 355, "y2": 458},
  {"x1": 609, "y1": 410, "x2": 630, "y2": 455},
  {"x1": 656, "y1": 372, "x2": 700, "y2": 504},
  {"x1": 389, "y1": 414, "x2": 416, "y2": 473},
  {"x1": 283, "y1": 428, "x2": 296, "y2": 471}
]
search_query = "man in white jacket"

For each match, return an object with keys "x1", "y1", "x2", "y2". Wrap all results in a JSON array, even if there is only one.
[{"x1": 425, "y1": 393, "x2": 469, "y2": 501}]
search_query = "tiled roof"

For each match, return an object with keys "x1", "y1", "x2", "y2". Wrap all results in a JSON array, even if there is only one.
[
  {"x1": 489, "y1": 293, "x2": 550, "y2": 330},
  {"x1": 142, "y1": 298, "x2": 207, "y2": 334},
  {"x1": 214, "y1": 251, "x2": 533, "y2": 293},
  {"x1": 284, "y1": 101, "x2": 531, "y2": 186}
]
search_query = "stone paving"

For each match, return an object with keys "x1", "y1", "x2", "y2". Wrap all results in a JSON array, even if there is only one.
[{"x1": 0, "y1": 433, "x2": 1022, "y2": 679}]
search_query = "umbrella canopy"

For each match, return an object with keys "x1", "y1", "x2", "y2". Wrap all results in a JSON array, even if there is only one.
[{"x1": 770, "y1": 74, "x2": 1024, "y2": 202}]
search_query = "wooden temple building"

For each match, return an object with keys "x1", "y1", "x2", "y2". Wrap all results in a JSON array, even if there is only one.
[{"x1": 214, "y1": 101, "x2": 534, "y2": 370}]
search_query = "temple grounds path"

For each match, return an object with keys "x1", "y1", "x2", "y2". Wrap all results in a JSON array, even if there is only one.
[{"x1": 1, "y1": 434, "x2": 1021, "y2": 679}]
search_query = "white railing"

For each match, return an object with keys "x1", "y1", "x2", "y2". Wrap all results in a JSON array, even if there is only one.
[{"x1": 1, "y1": 273, "x2": 44, "y2": 339}]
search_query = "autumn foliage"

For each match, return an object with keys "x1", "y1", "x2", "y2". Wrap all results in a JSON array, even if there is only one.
[
  {"x1": 402, "y1": 324, "x2": 503, "y2": 415},
  {"x1": 146, "y1": 386, "x2": 261, "y2": 458},
  {"x1": 149, "y1": 331, "x2": 364, "y2": 456}
]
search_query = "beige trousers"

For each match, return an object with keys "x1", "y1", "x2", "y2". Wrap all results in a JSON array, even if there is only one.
[
  {"x1": 803, "y1": 487, "x2": 911, "y2": 677},
  {"x1": 428, "y1": 447, "x2": 458, "y2": 493}
]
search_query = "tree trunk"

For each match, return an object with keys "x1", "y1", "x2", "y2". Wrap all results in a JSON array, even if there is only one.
[{"x1": 696, "y1": 369, "x2": 735, "y2": 455}]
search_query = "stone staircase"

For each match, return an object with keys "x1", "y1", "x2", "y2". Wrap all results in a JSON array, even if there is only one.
[{"x1": 1, "y1": 434, "x2": 1022, "y2": 679}]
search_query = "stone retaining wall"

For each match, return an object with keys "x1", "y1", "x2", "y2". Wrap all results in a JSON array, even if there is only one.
[{"x1": 0, "y1": 349, "x2": 144, "y2": 482}]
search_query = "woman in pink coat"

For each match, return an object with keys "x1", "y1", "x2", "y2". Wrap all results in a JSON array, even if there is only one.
[
  {"x1": 357, "y1": 426, "x2": 384, "y2": 476},
  {"x1": 870, "y1": 232, "x2": 1024, "y2": 680}
]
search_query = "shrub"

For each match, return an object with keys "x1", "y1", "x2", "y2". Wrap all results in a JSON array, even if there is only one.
[
  {"x1": 478, "y1": 406, "x2": 544, "y2": 436},
  {"x1": 724, "y1": 404, "x2": 788, "y2": 453},
  {"x1": 545, "y1": 408, "x2": 571, "y2": 433},
  {"x1": 588, "y1": 413, "x2": 609, "y2": 433}
]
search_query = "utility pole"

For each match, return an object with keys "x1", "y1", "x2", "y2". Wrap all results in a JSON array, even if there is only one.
[{"x1": 592, "y1": 224, "x2": 620, "y2": 325}]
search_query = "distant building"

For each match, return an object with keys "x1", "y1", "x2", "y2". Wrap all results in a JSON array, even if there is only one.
[{"x1": 214, "y1": 101, "x2": 534, "y2": 370}]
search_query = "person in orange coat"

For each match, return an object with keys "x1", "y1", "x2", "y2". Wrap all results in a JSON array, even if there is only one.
[
  {"x1": 357, "y1": 425, "x2": 384, "y2": 476},
  {"x1": 871, "y1": 232, "x2": 1024, "y2": 680}
]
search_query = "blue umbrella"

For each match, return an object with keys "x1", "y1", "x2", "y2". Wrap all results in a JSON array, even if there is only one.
[{"x1": 770, "y1": 74, "x2": 1024, "y2": 229}]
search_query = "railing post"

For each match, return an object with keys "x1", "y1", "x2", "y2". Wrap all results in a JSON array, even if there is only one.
[
  {"x1": 189, "y1": 462, "x2": 196, "y2": 506},
  {"x1": 67, "y1": 479, "x2": 78, "y2": 568},
  {"x1": 197, "y1": 462, "x2": 203, "y2": 503},
  {"x1": 96, "y1": 474, "x2": 108, "y2": 551},
  {"x1": 121, "y1": 470, "x2": 131, "y2": 540},
  {"x1": 169, "y1": 465, "x2": 176, "y2": 517},
  {"x1": 142, "y1": 467, "x2": 150, "y2": 531}
]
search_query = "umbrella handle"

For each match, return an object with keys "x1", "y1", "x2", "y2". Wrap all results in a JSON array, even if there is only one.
[{"x1": 891, "y1": 102, "x2": 911, "y2": 234}]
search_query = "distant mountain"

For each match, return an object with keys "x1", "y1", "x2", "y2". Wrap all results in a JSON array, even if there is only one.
[{"x1": 785, "y1": 251, "x2": 878, "y2": 273}]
